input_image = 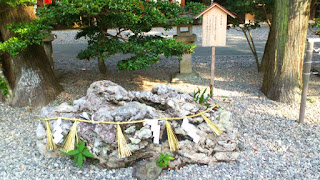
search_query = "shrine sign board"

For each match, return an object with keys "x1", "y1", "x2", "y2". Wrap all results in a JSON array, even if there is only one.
[
  {"x1": 195, "y1": 3, "x2": 236, "y2": 47},
  {"x1": 245, "y1": 13, "x2": 255, "y2": 24},
  {"x1": 195, "y1": 3, "x2": 236, "y2": 86}
]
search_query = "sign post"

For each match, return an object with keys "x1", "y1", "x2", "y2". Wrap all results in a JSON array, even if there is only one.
[
  {"x1": 195, "y1": 3, "x2": 236, "y2": 86},
  {"x1": 211, "y1": 46, "x2": 215, "y2": 85}
]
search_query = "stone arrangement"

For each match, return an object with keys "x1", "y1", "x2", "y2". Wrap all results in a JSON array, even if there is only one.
[{"x1": 37, "y1": 80, "x2": 239, "y2": 169}]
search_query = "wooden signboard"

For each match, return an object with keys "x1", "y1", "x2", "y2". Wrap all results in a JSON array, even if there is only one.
[
  {"x1": 245, "y1": 13, "x2": 255, "y2": 24},
  {"x1": 196, "y1": 3, "x2": 236, "y2": 47},
  {"x1": 201, "y1": 7, "x2": 227, "y2": 47},
  {"x1": 195, "y1": 3, "x2": 236, "y2": 86}
]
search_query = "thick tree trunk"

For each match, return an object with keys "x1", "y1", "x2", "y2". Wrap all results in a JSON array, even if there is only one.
[
  {"x1": 0, "y1": 5, "x2": 62, "y2": 107},
  {"x1": 261, "y1": 0, "x2": 311, "y2": 103}
]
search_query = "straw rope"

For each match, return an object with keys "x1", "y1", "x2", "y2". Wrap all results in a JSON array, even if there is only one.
[{"x1": 40, "y1": 104, "x2": 218, "y2": 124}]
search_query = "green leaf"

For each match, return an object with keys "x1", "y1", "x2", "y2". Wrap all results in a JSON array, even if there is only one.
[
  {"x1": 193, "y1": 90, "x2": 200, "y2": 98},
  {"x1": 77, "y1": 141, "x2": 86, "y2": 152},
  {"x1": 82, "y1": 149, "x2": 95, "y2": 158},
  {"x1": 204, "y1": 95, "x2": 211, "y2": 102},
  {"x1": 73, "y1": 154, "x2": 79, "y2": 165},
  {"x1": 77, "y1": 154, "x2": 83, "y2": 168},
  {"x1": 164, "y1": 161, "x2": 168, "y2": 168},
  {"x1": 64, "y1": 149, "x2": 80, "y2": 156},
  {"x1": 157, "y1": 153, "x2": 174, "y2": 168},
  {"x1": 159, "y1": 161, "x2": 164, "y2": 168}
]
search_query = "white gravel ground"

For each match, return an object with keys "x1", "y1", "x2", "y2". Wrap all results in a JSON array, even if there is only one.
[{"x1": 0, "y1": 26, "x2": 320, "y2": 180}]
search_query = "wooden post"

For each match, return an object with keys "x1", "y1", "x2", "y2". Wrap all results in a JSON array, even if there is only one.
[{"x1": 211, "y1": 46, "x2": 215, "y2": 86}]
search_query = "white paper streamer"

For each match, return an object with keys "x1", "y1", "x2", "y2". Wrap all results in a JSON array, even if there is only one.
[
  {"x1": 53, "y1": 117, "x2": 63, "y2": 144},
  {"x1": 80, "y1": 112, "x2": 90, "y2": 120},
  {"x1": 181, "y1": 118, "x2": 200, "y2": 143},
  {"x1": 145, "y1": 119, "x2": 160, "y2": 144}
]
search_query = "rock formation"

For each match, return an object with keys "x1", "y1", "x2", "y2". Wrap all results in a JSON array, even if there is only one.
[{"x1": 37, "y1": 80, "x2": 239, "y2": 169}]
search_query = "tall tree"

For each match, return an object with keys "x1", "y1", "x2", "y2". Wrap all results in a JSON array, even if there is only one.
[
  {"x1": 261, "y1": 0, "x2": 311, "y2": 103},
  {"x1": 0, "y1": 3, "x2": 62, "y2": 107}
]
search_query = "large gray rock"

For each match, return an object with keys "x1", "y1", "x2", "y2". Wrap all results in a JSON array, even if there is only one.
[
  {"x1": 132, "y1": 160, "x2": 163, "y2": 180},
  {"x1": 37, "y1": 80, "x2": 239, "y2": 170}
]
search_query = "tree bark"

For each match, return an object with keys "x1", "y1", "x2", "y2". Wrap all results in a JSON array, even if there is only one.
[
  {"x1": 0, "y1": 5, "x2": 62, "y2": 107},
  {"x1": 261, "y1": 0, "x2": 311, "y2": 103},
  {"x1": 98, "y1": 57, "x2": 107, "y2": 74},
  {"x1": 309, "y1": 0, "x2": 317, "y2": 20},
  {"x1": 260, "y1": 26, "x2": 272, "y2": 73}
]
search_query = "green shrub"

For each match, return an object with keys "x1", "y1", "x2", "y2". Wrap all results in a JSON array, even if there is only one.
[
  {"x1": 62, "y1": 141, "x2": 94, "y2": 168},
  {"x1": 157, "y1": 153, "x2": 175, "y2": 168}
]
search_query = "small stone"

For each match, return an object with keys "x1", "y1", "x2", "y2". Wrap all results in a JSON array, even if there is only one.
[
  {"x1": 55, "y1": 102, "x2": 78, "y2": 113},
  {"x1": 139, "y1": 141, "x2": 149, "y2": 149},
  {"x1": 182, "y1": 152, "x2": 210, "y2": 164},
  {"x1": 132, "y1": 160, "x2": 162, "y2": 180},
  {"x1": 129, "y1": 138, "x2": 141, "y2": 144},
  {"x1": 125, "y1": 126, "x2": 136, "y2": 134},
  {"x1": 190, "y1": 117, "x2": 204, "y2": 123},
  {"x1": 214, "y1": 152, "x2": 240, "y2": 161},
  {"x1": 166, "y1": 100, "x2": 175, "y2": 108},
  {"x1": 182, "y1": 103, "x2": 199, "y2": 112},
  {"x1": 128, "y1": 144, "x2": 140, "y2": 151},
  {"x1": 205, "y1": 139, "x2": 216, "y2": 148},
  {"x1": 218, "y1": 111, "x2": 234, "y2": 132},
  {"x1": 135, "y1": 127, "x2": 152, "y2": 139},
  {"x1": 219, "y1": 110, "x2": 232, "y2": 123},
  {"x1": 213, "y1": 141, "x2": 237, "y2": 152},
  {"x1": 36, "y1": 123, "x2": 46, "y2": 139}
]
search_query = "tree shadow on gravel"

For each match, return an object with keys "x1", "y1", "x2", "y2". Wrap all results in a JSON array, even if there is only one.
[{"x1": 51, "y1": 53, "x2": 320, "y2": 109}]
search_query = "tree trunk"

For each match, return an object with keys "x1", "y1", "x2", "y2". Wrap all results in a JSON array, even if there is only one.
[
  {"x1": 261, "y1": 0, "x2": 311, "y2": 103},
  {"x1": 260, "y1": 27, "x2": 272, "y2": 73},
  {"x1": 309, "y1": 0, "x2": 317, "y2": 20},
  {"x1": 260, "y1": 4, "x2": 274, "y2": 74},
  {"x1": 98, "y1": 57, "x2": 107, "y2": 74},
  {"x1": 0, "y1": 5, "x2": 62, "y2": 107}
]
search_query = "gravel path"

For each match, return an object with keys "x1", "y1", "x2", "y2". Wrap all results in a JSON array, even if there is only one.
[{"x1": 1, "y1": 26, "x2": 320, "y2": 180}]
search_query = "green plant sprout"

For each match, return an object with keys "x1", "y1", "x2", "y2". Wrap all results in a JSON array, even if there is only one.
[
  {"x1": 307, "y1": 98, "x2": 316, "y2": 104},
  {"x1": 193, "y1": 86, "x2": 213, "y2": 107},
  {"x1": 157, "y1": 153, "x2": 175, "y2": 168},
  {"x1": 62, "y1": 141, "x2": 94, "y2": 168}
]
